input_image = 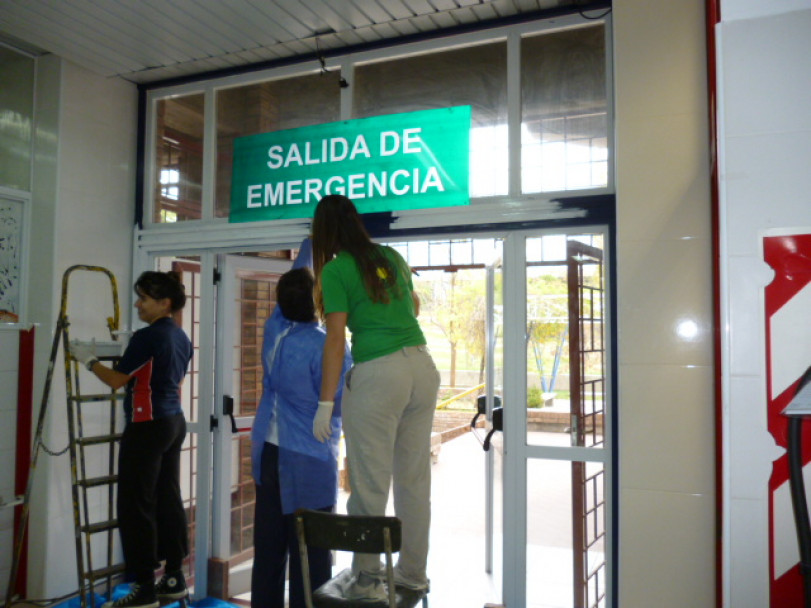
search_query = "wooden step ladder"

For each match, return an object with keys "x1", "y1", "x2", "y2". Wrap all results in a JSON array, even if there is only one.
[
  {"x1": 61, "y1": 265, "x2": 126, "y2": 608},
  {"x1": 5, "y1": 265, "x2": 126, "y2": 608}
]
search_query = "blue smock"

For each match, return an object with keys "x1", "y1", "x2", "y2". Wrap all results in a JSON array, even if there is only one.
[{"x1": 250, "y1": 239, "x2": 352, "y2": 514}]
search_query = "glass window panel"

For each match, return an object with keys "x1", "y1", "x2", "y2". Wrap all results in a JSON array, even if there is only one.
[
  {"x1": 521, "y1": 25, "x2": 608, "y2": 194},
  {"x1": 450, "y1": 239, "x2": 473, "y2": 266},
  {"x1": 429, "y1": 240, "x2": 450, "y2": 267},
  {"x1": 0, "y1": 47, "x2": 34, "y2": 191},
  {"x1": 152, "y1": 254, "x2": 200, "y2": 579},
  {"x1": 473, "y1": 239, "x2": 501, "y2": 266},
  {"x1": 527, "y1": 459, "x2": 606, "y2": 607},
  {"x1": 155, "y1": 256, "x2": 201, "y2": 423},
  {"x1": 592, "y1": 137, "x2": 608, "y2": 161},
  {"x1": 378, "y1": 237, "x2": 503, "y2": 606},
  {"x1": 592, "y1": 161, "x2": 608, "y2": 184},
  {"x1": 154, "y1": 95, "x2": 204, "y2": 223},
  {"x1": 353, "y1": 42, "x2": 508, "y2": 198},
  {"x1": 526, "y1": 235, "x2": 605, "y2": 449},
  {"x1": 406, "y1": 241, "x2": 429, "y2": 268},
  {"x1": 390, "y1": 242, "x2": 409, "y2": 260},
  {"x1": 215, "y1": 71, "x2": 341, "y2": 218}
]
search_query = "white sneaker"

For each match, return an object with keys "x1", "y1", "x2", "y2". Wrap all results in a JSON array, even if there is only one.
[{"x1": 343, "y1": 575, "x2": 388, "y2": 603}]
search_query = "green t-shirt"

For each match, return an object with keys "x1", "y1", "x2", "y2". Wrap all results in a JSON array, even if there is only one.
[{"x1": 321, "y1": 246, "x2": 426, "y2": 363}]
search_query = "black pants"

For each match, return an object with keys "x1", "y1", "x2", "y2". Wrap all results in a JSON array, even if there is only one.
[
  {"x1": 118, "y1": 414, "x2": 188, "y2": 583},
  {"x1": 251, "y1": 442, "x2": 333, "y2": 608}
]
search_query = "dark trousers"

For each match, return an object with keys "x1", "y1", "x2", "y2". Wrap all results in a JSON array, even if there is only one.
[
  {"x1": 252, "y1": 442, "x2": 333, "y2": 608},
  {"x1": 118, "y1": 414, "x2": 188, "y2": 583}
]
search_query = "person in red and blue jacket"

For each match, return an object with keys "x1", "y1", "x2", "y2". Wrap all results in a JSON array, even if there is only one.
[{"x1": 71, "y1": 270, "x2": 193, "y2": 608}]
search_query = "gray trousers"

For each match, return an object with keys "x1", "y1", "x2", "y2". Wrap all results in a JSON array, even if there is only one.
[{"x1": 343, "y1": 345, "x2": 441, "y2": 586}]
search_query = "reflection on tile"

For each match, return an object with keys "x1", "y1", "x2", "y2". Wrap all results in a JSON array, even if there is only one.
[
  {"x1": 62, "y1": 61, "x2": 137, "y2": 127},
  {"x1": 729, "y1": 497, "x2": 770, "y2": 607},
  {"x1": 619, "y1": 363, "x2": 714, "y2": 494},
  {"x1": 620, "y1": 488, "x2": 714, "y2": 607},
  {"x1": 617, "y1": 238, "x2": 713, "y2": 366},
  {"x1": 728, "y1": 375, "x2": 783, "y2": 500},
  {"x1": 726, "y1": 255, "x2": 773, "y2": 377},
  {"x1": 724, "y1": 131, "x2": 811, "y2": 257},
  {"x1": 614, "y1": 0, "x2": 707, "y2": 120},
  {"x1": 0, "y1": 448, "x2": 16, "y2": 492},
  {"x1": 721, "y1": 10, "x2": 811, "y2": 138},
  {"x1": 0, "y1": 332, "x2": 21, "y2": 370},
  {"x1": 617, "y1": 112, "x2": 711, "y2": 241},
  {"x1": 0, "y1": 371, "x2": 18, "y2": 411}
]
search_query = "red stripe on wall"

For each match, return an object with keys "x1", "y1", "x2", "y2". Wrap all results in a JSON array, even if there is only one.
[
  {"x1": 14, "y1": 327, "x2": 35, "y2": 597},
  {"x1": 764, "y1": 234, "x2": 811, "y2": 316},
  {"x1": 706, "y1": 0, "x2": 722, "y2": 605},
  {"x1": 764, "y1": 233, "x2": 811, "y2": 606}
]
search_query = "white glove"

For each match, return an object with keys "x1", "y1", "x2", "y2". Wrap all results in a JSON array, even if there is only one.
[
  {"x1": 313, "y1": 400, "x2": 334, "y2": 443},
  {"x1": 69, "y1": 339, "x2": 97, "y2": 367}
]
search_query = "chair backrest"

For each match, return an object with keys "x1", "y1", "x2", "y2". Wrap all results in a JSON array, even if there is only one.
[
  {"x1": 295, "y1": 509, "x2": 407, "y2": 608},
  {"x1": 295, "y1": 509, "x2": 403, "y2": 554}
]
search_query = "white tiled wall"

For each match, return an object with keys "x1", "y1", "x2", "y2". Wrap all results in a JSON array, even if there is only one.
[
  {"x1": 0, "y1": 329, "x2": 21, "y2": 597},
  {"x1": 614, "y1": 0, "x2": 715, "y2": 605},
  {"x1": 22, "y1": 57, "x2": 137, "y2": 599},
  {"x1": 719, "y1": 3, "x2": 811, "y2": 605}
]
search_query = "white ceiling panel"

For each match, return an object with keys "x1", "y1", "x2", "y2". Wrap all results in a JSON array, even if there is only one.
[{"x1": 0, "y1": 0, "x2": 599, "y2": 84}]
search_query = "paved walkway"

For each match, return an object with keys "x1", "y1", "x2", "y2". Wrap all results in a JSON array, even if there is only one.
[
  {"x1": 334, "y1": 429, "x2": 502, "y2": 607},
  {"x1": 234, "y1": 421, "x2": 605, "y2": 607}
]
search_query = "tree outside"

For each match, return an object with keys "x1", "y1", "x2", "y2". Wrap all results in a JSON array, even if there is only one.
[{"x1": 415, "y1": 266, "x2": 573, "y2": 411}]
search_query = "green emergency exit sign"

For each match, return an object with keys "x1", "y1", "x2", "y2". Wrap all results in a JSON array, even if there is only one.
[{"x1": 230, "y1": 106, "x2": 471, "y2": 222}]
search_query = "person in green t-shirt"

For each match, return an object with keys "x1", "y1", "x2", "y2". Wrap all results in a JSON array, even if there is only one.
[{"x1": 311, "y1": 194, "x2": 441, "y2": 601}]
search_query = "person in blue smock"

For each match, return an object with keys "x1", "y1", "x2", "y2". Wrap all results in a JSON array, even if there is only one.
[{"x1": 250, "y1": 239, "x2": 352, "y2": 608}]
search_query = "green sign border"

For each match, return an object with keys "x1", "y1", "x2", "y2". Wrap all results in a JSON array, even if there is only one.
[{"x1": 230, "y1": 106, "x2": 471, "y2": 222}]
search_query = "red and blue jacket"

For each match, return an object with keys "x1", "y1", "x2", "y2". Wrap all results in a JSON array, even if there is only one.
[{"x1": 117, "y1": 317, "x2": 192, "y2": 424}]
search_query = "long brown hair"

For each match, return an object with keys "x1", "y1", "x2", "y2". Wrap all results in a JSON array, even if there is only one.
[{"x1": 311, "y1": 195, "x2": 398, "y2": 317}]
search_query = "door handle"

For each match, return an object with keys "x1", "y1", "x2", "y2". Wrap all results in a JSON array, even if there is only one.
[
  {"x1": 223, "y1": 395, "x2": 238, "y2": 433},
  {"x1": 483, "y1": 406, "x2": 503, "y2": 452}
]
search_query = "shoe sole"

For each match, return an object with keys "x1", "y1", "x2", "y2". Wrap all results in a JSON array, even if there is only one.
[
  {"x1": 343, "y1": 589, "x2": 388, "y2": 603},
  {"x1": 157, "y1": 591, "x2": 188, "y2": 600},
  {"x1": 395, "y1": 585, "x2": 429, "y2": 593},
  {"x1": 394, "y1": 581, "x2": 429, "y2": 593}
]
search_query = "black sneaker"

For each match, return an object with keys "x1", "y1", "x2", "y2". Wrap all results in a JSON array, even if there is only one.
[
  {"x1": 156, "y1": 571, "x2": 188, "y2": 601},
  {"x1": 102, "y1": 583, "x2": 159, "y2": 608}
]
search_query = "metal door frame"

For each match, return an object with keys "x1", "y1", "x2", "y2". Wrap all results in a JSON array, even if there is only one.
[
  {"x1": 140, "y1": 224, "x2": 614, "y2": 606},
  {"x1": 501, "y1": 229, "x2": 613, "y2": 608},
  {"x1": 211, "y1": 253, "x2": 292, "y2": 596}
]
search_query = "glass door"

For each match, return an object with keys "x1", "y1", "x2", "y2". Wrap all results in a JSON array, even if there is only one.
[
  {"x1": 382, "y1": 237, "x2": 503, "y2": 606},
  {"x1": 211, "y1": 253, "x2": 292, "y2": 597},
  {"x1": 484, "y1": 254, "x2": 504, "y2": 580},
  {"x1": 150, "y1": 255, "x2": 207, "y2": 599},
  {"x1": 176, "y1": 228, "x2": 612, "y2": 606},
  {"x1": 502, "y1": 230, "x2": 611, "y2": 608}
]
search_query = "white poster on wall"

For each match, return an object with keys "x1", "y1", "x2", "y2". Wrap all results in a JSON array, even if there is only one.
[{"x1": 0, "y1": 197, "x2": 23, "y2": 323}]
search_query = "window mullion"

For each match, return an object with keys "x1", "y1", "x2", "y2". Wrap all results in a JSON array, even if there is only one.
[
  {"x1": 508, "y1": 30, "x2": 522, "y2": 199},
  {"x1": 201, "y1": 85, "x2": 217, "y2": 219}
]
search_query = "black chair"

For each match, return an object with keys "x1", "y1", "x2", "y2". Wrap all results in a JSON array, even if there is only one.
[{"x1": 294, "y1": 509, "x2": 429, "y2": 608}]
